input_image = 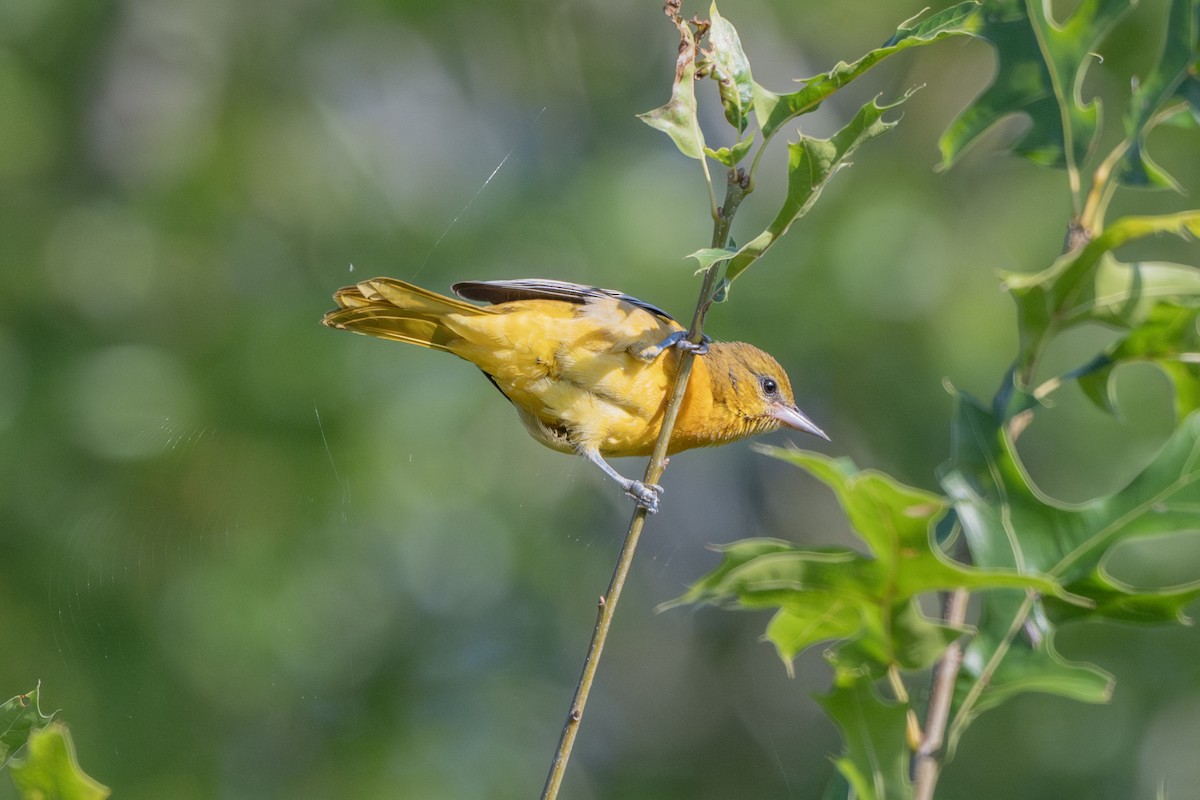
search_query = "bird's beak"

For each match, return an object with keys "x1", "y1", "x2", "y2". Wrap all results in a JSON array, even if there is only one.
[{"x1": 770, "y1": 403, "x2": 830, "y2": 441}]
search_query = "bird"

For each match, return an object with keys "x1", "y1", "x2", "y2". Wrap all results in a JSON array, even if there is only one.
[{"x1": 322, "y1": 277, "x2": 828, "y2": 513}]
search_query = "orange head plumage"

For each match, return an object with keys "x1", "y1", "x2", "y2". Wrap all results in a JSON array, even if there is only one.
[{"x1": 671, "y1": 341, "x2": 826, "y2": 453}]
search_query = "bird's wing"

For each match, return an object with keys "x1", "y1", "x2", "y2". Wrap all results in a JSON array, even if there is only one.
[{"x1": 452, "y1": 279, "x2": 678, "y2": 326}]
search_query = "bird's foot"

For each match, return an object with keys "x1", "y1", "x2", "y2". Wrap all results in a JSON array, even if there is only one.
[
  {"x1": 581, "y1": 448, "x2": 665, "y2": 514},
  {"x1": 635, "y1": 331, "x2": 710, "y2": 361},
  {"x1": 624, "y1": 480, "x2": 664, "y2": 514}
]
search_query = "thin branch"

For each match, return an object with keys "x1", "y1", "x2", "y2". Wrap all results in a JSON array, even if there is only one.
[
  {"x1": 540, "y1": 168, "x2": 751, "y2": 799},
  {"x1": 912, "y1": 587, "x2": 969, "y2": 800}
]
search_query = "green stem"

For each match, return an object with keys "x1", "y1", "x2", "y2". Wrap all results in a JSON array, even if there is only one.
[
  {"x1": 1078, "y1": 142, "x2": 1126, "y2": 237},
  {"x1": 1025, "y1": 0, "x2": 1083, "y2": 215},
  {"x1": 946, "y1": 592, "x2": 1038, "y2": 748},
  {"x1": 540, "y1": 168, "x2": 751, "y2": 799}
]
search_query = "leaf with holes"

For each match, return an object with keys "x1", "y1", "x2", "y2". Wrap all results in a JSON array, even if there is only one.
[
  {"x1": 940, "y1": 0, "x2": 1132, "y2": 169},
  {"x1": 939, "y1": 394, "x2": 1200, "y2": 746},
  {"x1": 1116, "y1": 0, "x2": 1200, "y2": 189},
  {"x1": 667, "y1": 449, "x2": 1073, "y2": 676},
  {"x1": 948, "y1": 584, "x2": 1115, "y2": 755},
  {"x1": 944, "y1": 393, "x2": 1200, "y2": 617},
  {"x1": 1074, "y1": 299, "x2": 1200, "y2": 417}
]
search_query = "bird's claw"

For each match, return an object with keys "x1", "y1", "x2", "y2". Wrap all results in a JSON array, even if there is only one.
[
  {"x1": 635, "y1": 331, "x2": 710, "y2": 361},
  {"x1": 625, "y1": 480, "x2": 664, "y2": 514}
]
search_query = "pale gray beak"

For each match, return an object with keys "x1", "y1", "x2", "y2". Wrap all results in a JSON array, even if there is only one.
[{"x1": 770, "y1": 403, "x2": 830, "y2": 441}]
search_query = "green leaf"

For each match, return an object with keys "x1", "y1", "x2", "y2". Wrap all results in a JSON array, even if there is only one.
[
  {"x1": 818, "y1": 677, "x2": 912, "y2": 800},
  {"x1": 1159, "y1": 359, "x2": 1200, "y2": 419},
  {"x1": 939, "y1": 394, "x2": 1200, "y2": 745},
  {"x1": 754, "y1": 2, "x2": 979, "y2": 141},
  {"x1": 1087, "y1": 254, "x2": 1200, "y2": 327},
  {"x1": 1074, "y1": 300, "x2": 1200, "y2": 417},
  {"x1": 834, "y1": 600, "x2": 964, "y2": 679},
  {"x1": 9, "y1": 723, "x2": 110, "y2": 800},
  {"x1": 668, "y1": 449, "x2": 1071, "y2": 675},
  {"x1": 726, "y1": 93, "x2": 908, "y2": 285},
  {"x1": 685, "y1": 246, "x2": 735, "y2": 274},
  {"x1": 1004, "y1": 211, "x2": 1200, "y2": 382},
  {"x1": 951, "y1": 587, "x2": 1114, "y2": 750},
  {"x1": 944, "y1": 393, "x2": 1200, "y2": 611},
  {"x1": 1162, "y1": 88, "x2": 1200, "y2": 127},
  {"x1": 705, "y1": 2, "x2": 753, "y2": 134},
  {"x1": 939, "y1": 0, "x2": 1133, "y2": 169},
  {"x1": 1045, "y1": 569, "x2": 1200, "y2": 624},
  {"x1": 638, "y1": 15, "x2": 705, "y2": 160},
  {"x1": 1071, "y1": 255, "x2": 1200, "y2": 416},
  {"x1": 1116, "y1": 0, "x2": 1200, "y2": 189},
  {"x1": 703, "y1": 133, "x2": 754, "y2": 167},
  {"x1": 1, "y1": 684, "x2": 53, "y2": 769}
]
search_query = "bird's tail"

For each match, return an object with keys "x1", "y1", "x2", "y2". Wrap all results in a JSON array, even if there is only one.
[{"x1": 322, "y1": 277, "x2": 491, "y2": 351}]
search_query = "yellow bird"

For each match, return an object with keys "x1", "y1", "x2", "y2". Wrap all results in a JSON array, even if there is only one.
[{"x1": 323, "y1": 278, "x2": 827, "y2": 512}]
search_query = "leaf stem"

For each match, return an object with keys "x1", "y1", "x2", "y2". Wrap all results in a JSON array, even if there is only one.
[
  {"x1": 701, "y1": 151, "x2": 720, "y2": 222},
  {"x1": 1079, "y1": 140, "x2": 1127, "y2": 236},
  {"x1": 946, "y1": 591, "x2": 1037, "y2": 748},
  {"x1": 1024, "y1": 0, "x2": 1082, "y2": 214},
  {"x1": 886, "y1": 664, "x2": 923, "y2": 751},
  {"x1": 540, "y1": 167, "x2": 750, "y2": 799},
  {"x1": 912, "y1": 587, "x2": 969, "y2": 800}
]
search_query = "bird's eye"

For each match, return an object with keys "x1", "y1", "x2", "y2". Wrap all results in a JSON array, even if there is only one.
[{"x1": 759, "y1": 376, "x2": 779, "y2": 396}]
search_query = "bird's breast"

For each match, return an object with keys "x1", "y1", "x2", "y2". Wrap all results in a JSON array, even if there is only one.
[{"x1": 445, "y1": 299, "x2": 684, "y2": 456}]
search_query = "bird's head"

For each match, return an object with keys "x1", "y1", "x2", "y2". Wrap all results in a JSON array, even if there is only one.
[{"x1": 710, "y1": 342, "x2": 829, "y2": 442}]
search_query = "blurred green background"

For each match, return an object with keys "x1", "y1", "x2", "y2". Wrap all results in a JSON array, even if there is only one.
[{"x1": 2, "y1": 0, "x2": 1198, "y2": 797}]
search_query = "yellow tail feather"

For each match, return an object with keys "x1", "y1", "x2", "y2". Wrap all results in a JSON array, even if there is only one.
[{"x1": 323, "y1": 278, "x2": 491, "y2": 352}]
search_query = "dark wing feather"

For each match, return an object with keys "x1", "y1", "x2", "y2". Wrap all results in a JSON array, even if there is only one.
[{"x1": 452, "y1": 279, "x2": 678, "y2": 325}]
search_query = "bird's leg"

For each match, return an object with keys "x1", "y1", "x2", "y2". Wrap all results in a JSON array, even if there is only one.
[
  {"x1": 633, "y1": 330, "x2": 710, "y2": 361},
  {"x1": 580, "y1": 448, "x2": 663, "y2": 514}
]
